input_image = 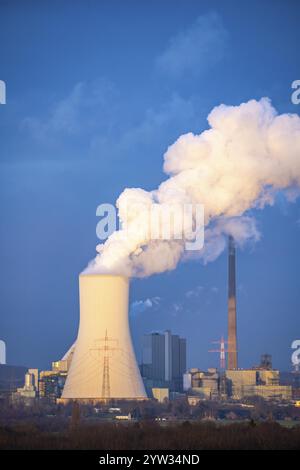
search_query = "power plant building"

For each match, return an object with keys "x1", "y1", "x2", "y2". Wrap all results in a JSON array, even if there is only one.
[
  {"x1": 140, "y1": 330, "x2": 186, "y2": 392},
  {"x1": 152, "y1": 387, "x2": 169, "y2": 403},
  {"x1": 226, "y1": 370, "x2": 257, "y2": 399},
  {"x1": 39, "y1": 369, "x2": 67, "y2": 402},
  {"x1": 13, "y1": 370, "x2": 38, "y2": 402},
  {"x1": 183, "y1": 364, "x2": 292, "y2": 402},
  {"x1": 0, "y1": 364, "x2": 28, "y2": 396},
  {"x1": 225, "y1": 369, "x2": 292, "y2": 401},
  {"x1": 183, "y1": 368, "x2": 219, "y2": 400},
  {"x1": 0, "y1": 340, "x2": 6, "y2": 365},
  {"x1": 61, "y1": 274, "x2": 147, "y2": 403}
]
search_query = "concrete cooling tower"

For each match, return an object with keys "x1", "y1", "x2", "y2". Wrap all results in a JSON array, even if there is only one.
[{"x1": 61, "y1": 274, "x2": 147, "y2": 403}]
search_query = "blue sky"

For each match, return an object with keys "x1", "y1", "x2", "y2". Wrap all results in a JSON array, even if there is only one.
[{"x1": 0, "y1": 0, "x2": 299, "y2": 371}]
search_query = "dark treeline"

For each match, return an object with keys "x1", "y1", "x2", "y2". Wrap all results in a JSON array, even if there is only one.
[
  {"x1": 1, "y1": 397, "x2": 300, "y2": 449},
  {"x1": 0, "y1": 421, "x2": 300, "y2": 450},
  {"x1": 1, "y1": 396, "x2": 300, "y2": 423}
]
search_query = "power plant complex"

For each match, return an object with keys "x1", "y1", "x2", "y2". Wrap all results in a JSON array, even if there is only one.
[
  {"x1": 2, "y1": 237, "x2": 298, "y2": 406},
  {"x1": 63, "y1": 236, "x2": 238, "y2": 404}
]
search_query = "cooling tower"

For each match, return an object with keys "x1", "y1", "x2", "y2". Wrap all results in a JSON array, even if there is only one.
[{"x1": 61, "y1": 274, "x2": 147, "y2": 402}]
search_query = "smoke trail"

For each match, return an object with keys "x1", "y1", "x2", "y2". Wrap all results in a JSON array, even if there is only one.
[{"x1": 85, "y1": 98, "x2": 300, "y2": 277}]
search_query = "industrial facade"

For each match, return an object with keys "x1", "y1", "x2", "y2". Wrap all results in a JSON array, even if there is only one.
[
  {"x1": 0, "y1": 364, "x2": 28, "y2": 395},
  {"x1": 140, "y1": 330, "x2": 186, "y2": 392},
  {"x1": 184, "y1": 368, "x2": 219, "y2": 399},
  {"x1": 226, "y1": 369, "x2": 257, "y2": 399},
  {"x1": 152, "y1": 387, "x2": 169, "y2": 403},
  {"x1": 183, "y1": 365, "x2": 293, "y2": 401},
  {"x1": 226, "y1": 369, "x2": 292, "y2": 400}
]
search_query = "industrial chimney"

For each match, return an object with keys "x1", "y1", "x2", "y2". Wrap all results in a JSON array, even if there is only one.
[
  {"x1": 61, "y1": 274, "x2": 147, "y2": 402},
  {"x1": 227, "y1": 236, "x2": 238, "y2": 370}
]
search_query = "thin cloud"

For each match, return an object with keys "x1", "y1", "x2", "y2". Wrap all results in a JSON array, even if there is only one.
[
  {"x1": 90, "y1": 93, "x2": 200, "y2": 157},
  {"x1": 130, "y1": 296, "x2": 161, "y2": 316},
  {"x1": 185, "y1": 284, "x2": 219, "y2": 299},
  {"x1": 156, "y1": 12, "x2": 229, "y2": 78},
  {"x1": 22, "y1": 79, "x2": 118, "y2": 143},
  {"x1": 185, "y1": 285, "x2": 204, "y2": 299},
  {"x1": 21, "y1": 80, "x2": 201, "y2": 164}
]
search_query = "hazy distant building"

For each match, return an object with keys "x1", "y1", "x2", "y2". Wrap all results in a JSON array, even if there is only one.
[
  {"x1": 280, "y1": 371, "x2": 300, "y2": 388},
  {"x1": 39, "y1": 358, "x2": 71, "y2": 401},
  {"x1": 253, "y1": 384, "x2": 292, "y2": 400},
  {"x1": 226, "y1": 370, "x2": 257, "y2": 399},
  {"x1": 11, "y1": 357, "x2": 71, "y2": 403},
  {"x1": 13, "y1": 370, "x2": 38, "y2": 403},
  {"x1": 39, "y1": 370, "x2": 67, "y2": 402},
  {"x1": 52, "y1": 360, "x2": 69, "y2": 373},
  {"x1": 225, "y1": 369, "x2": 292, "y2": 401},
  {"x1": 260, "y1": 354, "x2": 272, "y2": 370},
  {"x1": 152, "y1": 387, "x2": 169, "y2": 403},
  {"x1": 28, "y1": 368, "x2": 39, "y2": 390},
  {"x1": 0, "y1": 340, "x2": 6, "y2": 365},
  {"x1": 140, "y1": 330, "x2": 186, "y2": 392},
  {"x1": 257, "y1": 369, "x2": 279, "y2": 386},
  {"x1": 279, "y1": 371, "x2": 300, "y2": 400},
  {"x1": 184, "y1": 368, "x2": 219, "y2": 400},
  {"x1": 141, "y1": 333, "x2": 165, "y2": 384},
  {"x1": 0, "y1": 364, "x2": 27, "y2": 395},
  {"x1": 187, "y1": 396, "x2": 202, "y2": 406}
]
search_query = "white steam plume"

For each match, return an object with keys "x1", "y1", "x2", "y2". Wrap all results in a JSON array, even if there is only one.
[{"x1": 85, "y1": 98, "x2": 300, "y2": 277}]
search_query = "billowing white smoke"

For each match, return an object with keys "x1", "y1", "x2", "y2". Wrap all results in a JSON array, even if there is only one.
[{"x1": 85, "y1": 98, "x2": 300, "y2": 277}]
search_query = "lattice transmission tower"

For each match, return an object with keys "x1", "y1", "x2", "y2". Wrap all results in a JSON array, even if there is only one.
[
  {"x1": 209, "y1": 336, "x2": 228, "y2": 370},
  {"x1": 90, "y1": 329, "x2": 120, "y2": 402}
]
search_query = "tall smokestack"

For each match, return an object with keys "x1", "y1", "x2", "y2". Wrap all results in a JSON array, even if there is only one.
[
  {"x1": 61, "y1": 274, "x2": 147, "y2": 402},
  {"x1": 227, "y1": 235, "x2": 238, "y2": 370}
]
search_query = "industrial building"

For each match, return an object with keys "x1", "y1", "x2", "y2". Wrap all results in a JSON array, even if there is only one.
[
  {"x1": 152, "y1": 387, "x2": 169, "y2": 403},
  {"x1": 0, "y1": 364, "x2": 28, "y2": 397},
  {"x1": 226, "y1": 369, "x2": 257, "y2": 399},
  {"x1": 0, "y1": 340, "x2": 6, "y2": 365},
  {"x1": 280, "y1": 371, "x2": 300, "y2": 399},
  {"x1": 183, "y1": 368, "x2": 219, "y2": 400},
  {"x1": 252, "y1": 385, "x2": 292, "y2": 401},
  {"x1": 61, "y1": 274, "x2": 147, "y2": 403},
  {"x1": 39, "y1": 371, "x2": 66, "y2": 402},
  {"x1": 12, "y1": 360, "x2": 69, "y2": 403},
  {"x1": 13, "y1": 369, "x2": 38, "y2": 403},
  {"x1": 140, "y1": 330, "x2": 186, "y2": 393},
  {"x1": 39, "y1": 360, "x2": 69, "y2": 402},
  {"x1": 225, "y1": 368, "x2": 292, "y2": 401},
  {"x1": 183, "y1": 359, "x2": 292, "y2": 402},
  {"x1": 11, "y1": 352, "x2": 74, "y2": 403}
]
